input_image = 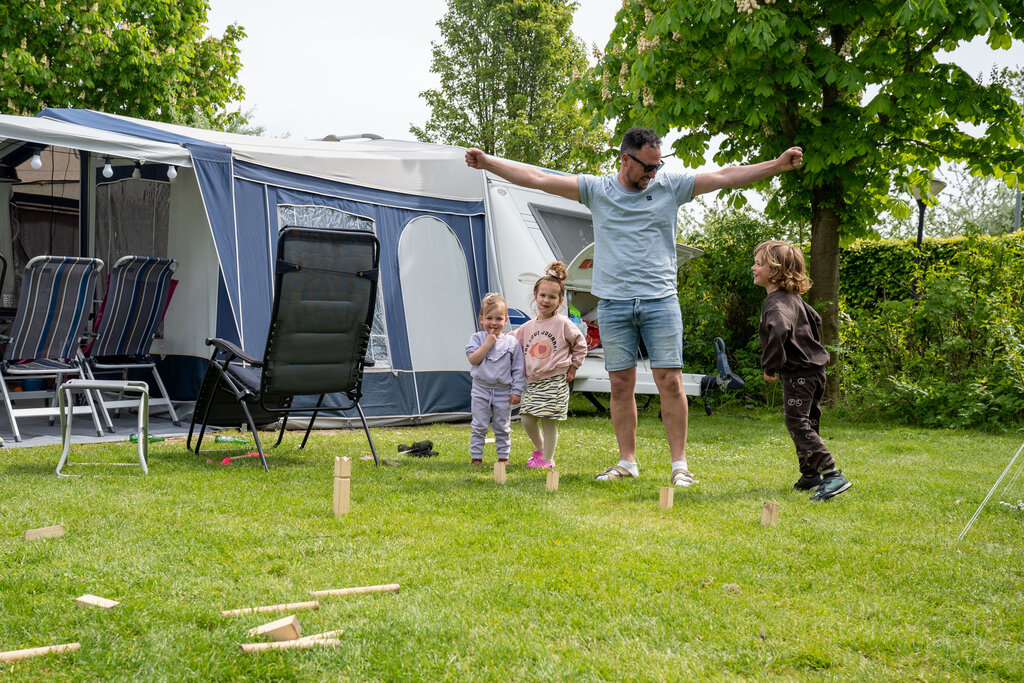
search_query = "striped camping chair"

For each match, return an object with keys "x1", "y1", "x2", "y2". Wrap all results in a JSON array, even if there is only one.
[
  {"x1": 84, "y1": 256, "x2": 180, "y2": 430},
  {"x1": 0, "y1": 256, "x2": 105, "y2": 442}
]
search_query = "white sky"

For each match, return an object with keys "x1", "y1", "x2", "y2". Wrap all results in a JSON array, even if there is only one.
[{"x1": 206, "y1": 0, "x2": 1023, "y2": 178}]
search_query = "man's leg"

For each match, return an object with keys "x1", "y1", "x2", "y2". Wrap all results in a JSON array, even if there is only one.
[
  {"x1": 596, "y1": 298, "x2": 641, "y2": 478},
  {"x1": 635, "y1": 295, "x2": 692, "y2": 481},
  {"x1": 653, "y1": 367, "x2": 688, "y2": 467},
  {"x1": 609, "y1": 367, "x2": 638, "y2": 462}
]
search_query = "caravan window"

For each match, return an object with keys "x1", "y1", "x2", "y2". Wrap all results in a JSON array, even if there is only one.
[
  {"x1": 528, "y1": 204, "x2": 593, "y2": 263},
  {"x1": 276, "y1": 205, "x2": 391, "y2": 369}
]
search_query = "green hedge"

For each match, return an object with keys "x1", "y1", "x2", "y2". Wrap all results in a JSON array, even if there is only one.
[
  {"x1": 837, "y1": 233, "x2": 1024, "y2": 430},
  {"x1": 840, "y1": 233, "x2": 1024, "y2": 310}
]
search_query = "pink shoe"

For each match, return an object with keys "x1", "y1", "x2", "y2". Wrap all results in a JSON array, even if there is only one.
[
  {"x1": 537, "y1": 459, "x2": 555, "y2": 469},
  {"x1": 526, "y1": 450, "x2": 544, "y2": 468}
]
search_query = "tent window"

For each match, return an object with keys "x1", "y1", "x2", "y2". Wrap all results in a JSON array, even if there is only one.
[
  {"x1": 276, "y1": 204, "x2": 390, "y2": 369},
  {"x1": 95, "y1": 179, "x2": 171, "y2": 268},
  {"x1": 9, "y1": 195, "x2": 79, "y2": 296},
  {"x1": 528, "y1": 204, "x2": 593, "y2": 263},
  {"x1": 398, "y1": 216, "x2": 476, "y2": 372},
  {"x1": 5, "y1": 146, "x2": 81, "y2": 301}
]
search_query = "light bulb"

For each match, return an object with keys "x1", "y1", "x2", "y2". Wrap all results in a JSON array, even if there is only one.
[
  {"x1": 132, "y1": 162, "x2": 141, "y2": 179},
  {"x1": 30, "y1": 152, "x2": 42, "y2": 170},
  {"x1": 102, "y1": 158, "x2": 113, "y2": 178},
  {"x1": 166, "y1": 165, "x2": 177, "y2": 181}
]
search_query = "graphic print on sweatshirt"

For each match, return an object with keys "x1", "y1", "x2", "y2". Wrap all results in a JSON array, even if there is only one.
[{"x1": 525, "y1": 329, "x2": 558, "y2": 359}]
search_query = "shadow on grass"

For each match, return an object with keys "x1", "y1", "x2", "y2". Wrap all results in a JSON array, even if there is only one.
[
  {"x1": 1, "y1": 461, "x2": 60, "y2": 476},
  {"x1": 139, "y1": 442, "x2": 323, "y2": 473}
]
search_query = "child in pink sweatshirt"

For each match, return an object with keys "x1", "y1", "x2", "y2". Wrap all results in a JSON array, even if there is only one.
[{"x1": 512, "y1": 261, "x2": 588, "y2": 469}]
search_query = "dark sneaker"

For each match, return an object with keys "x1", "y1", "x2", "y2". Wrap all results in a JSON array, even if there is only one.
[
  {"x1": 793, "y1": 473, "x2": 823, "y2": 490},
  {"x1": 811, "y1": 470, "x2": 851, "y2": 501}
]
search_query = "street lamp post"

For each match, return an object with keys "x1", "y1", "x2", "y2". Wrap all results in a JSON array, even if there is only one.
[
  {"x1": 1015, "y1": 187, "x2": 1021, "y2": 232},
  {"x1": 911, "y1": 176, "x2": 946, "y2": 294}
]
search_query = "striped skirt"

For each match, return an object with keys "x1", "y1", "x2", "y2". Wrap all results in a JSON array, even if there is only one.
[{"x1": 521, "y1": 374, "x2": 570, "y2": 421}]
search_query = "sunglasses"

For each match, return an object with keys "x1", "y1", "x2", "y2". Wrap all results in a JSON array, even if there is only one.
[{"x1": 625, "y1": 152, "x2": 665, "y2": 173}]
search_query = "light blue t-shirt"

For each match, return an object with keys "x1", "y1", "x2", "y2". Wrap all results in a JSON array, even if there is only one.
[{"x1": 577, "y1": 172, "x2": 695, "y2": 300}]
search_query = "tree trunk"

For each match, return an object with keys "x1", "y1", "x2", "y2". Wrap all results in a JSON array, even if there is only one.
[{"x1": 809, "y1": 192, "x2": 841, "y2": 402}]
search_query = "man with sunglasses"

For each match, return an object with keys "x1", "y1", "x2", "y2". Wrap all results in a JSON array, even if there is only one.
[{"x1": 465, "y1": 127, "x2": 802, "y2": 488}]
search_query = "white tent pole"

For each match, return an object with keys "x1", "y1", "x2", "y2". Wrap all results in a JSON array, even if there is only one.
[{"x1": 958, "y1": 440, "x2": 1024, "y2": 541}]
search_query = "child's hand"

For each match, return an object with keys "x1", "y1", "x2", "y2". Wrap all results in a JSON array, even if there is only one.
[
  {"x1": 510, "y1": 394, "x2": 521, "y2": 405},
  {"x1": 763, "y1": 373, "x2": 777, "y2": 383},
  {"x1": 566, "y1": 367, "x2": 577, "y2": 383}
]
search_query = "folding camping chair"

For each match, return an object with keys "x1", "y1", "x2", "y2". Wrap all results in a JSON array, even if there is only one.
[
  {"x1": 0, "y1": 256, "x2": 105, "y2": 442},
  {"x1": 83, "y1": 255, "x2": 180, "y2": 431},
  {"x1": 187, "y1": 226, "x2": 380, "y2": 471}
]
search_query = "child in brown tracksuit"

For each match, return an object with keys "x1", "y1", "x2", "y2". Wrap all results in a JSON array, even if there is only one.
[{"x1": 753, "y1": 240, "x2": 851, "y2": 501}]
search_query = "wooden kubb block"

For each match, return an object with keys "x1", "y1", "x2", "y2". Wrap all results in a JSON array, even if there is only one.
[
  {"x1": 761, "y1": 502, "x2": 779, "y2": 527},
  {"x1": 334, "y1": 456, "x2": 351, "y2": 478},
  {"x1": 546, "y1": 469, "x2": 559, "y2": 492},
  {"x1": 76, "y1": 594, "x2": 120, "y2": 609},
  {"x1": 493, "y1": 461, "x2": 506, "y2": 485},
  {"x1": 248, "y1": 614, "x2": 302, "y2": 641},
  {"x1": 24, "y1": 524, "x2": 66, "y2": 541},
  {"x1": 333, "y1": 456, "x2": 351, "y2": 516},
  {"x1": 659, "y1": 487, "x2": 674, "y2": 510}
]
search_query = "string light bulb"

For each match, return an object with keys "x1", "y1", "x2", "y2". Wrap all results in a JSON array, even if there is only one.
[
  {"x1": 132, "y1": 161, "x2": 141, "y2": 179},
  {"x1": 30, "y1": 151, "x2": 42, "y2": 170},
  {"x1": 102, "y1": 158, "x2": 114, "y2": 178},
  {"x1": 166, "y1": 165, "x2": 177, "y2": 181}
]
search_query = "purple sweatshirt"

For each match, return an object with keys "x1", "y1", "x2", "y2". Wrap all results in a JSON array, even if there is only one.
[{"x1": 466, "y1": 331, "x2": 526, "y2": 394}]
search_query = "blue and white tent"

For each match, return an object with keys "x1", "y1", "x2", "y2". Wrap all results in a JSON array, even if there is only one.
[{"x1": 0, "y1": 109, "x2": 495, "y2": 426}]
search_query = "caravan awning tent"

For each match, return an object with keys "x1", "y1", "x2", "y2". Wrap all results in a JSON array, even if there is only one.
[{"x1": 0, "y1": 108, "x2": 491, "y2": 426}]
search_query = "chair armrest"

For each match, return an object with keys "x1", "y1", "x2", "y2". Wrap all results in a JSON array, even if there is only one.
[{"x1": 205, "y1": 337, "x2": 261, "y2": 365}]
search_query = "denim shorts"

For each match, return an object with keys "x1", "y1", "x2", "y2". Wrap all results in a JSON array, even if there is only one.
[{"x1": 597, "y1": 295, "x2": 683, "y2": 371}]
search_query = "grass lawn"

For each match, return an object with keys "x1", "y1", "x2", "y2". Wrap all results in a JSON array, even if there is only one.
[{"x1": 2, "y1": 400, "x2": 1022, "y2": 681}]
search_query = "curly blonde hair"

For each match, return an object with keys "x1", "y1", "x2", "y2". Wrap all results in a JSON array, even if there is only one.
[
  {"x1": 533, "y1": 261, "x2": 568, "y2": 302},
  {"x1": 754, "y1": 241, "x2": 812, "y2": 295}
]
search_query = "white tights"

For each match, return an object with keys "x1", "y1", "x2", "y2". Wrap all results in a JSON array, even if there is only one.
[{"x1": 521, "y1": 413, "x2": 559, "y2": 462}]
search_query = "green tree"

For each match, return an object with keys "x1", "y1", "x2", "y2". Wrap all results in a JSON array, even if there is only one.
[
  {"x1": 0, "y1": 0, "x2": 246, "y2": 130},
  {"x1": 575, "y1": 0, "x2": 1024, "y2": 394},
  {"x1": 412, "y1": 0, "x2": 611, "y2": 173},
  {"x1": 880, "y1": 66, "x2": 1024, "y2": 238}
]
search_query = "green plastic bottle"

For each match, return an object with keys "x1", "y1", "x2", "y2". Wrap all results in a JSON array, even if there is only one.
[
  {"x1": 215, "y1": 435, "x2": 249, "y2": 444},
  {"x1": 129, "y1": 433, "x2": 165, "y2": 443}
]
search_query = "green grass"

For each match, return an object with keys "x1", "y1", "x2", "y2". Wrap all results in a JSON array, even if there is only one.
[{"x1": 2, "y1": 401, "x2": 1023, "y2": 681}]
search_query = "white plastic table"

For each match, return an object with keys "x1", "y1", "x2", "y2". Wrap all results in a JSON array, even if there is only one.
[{"x1": 57, "y1": 379, "x2": 150, "y2": 476}]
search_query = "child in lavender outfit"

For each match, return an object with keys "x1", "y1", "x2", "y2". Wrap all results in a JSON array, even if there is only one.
[{"x1": 466, "y1": 293, "x2": 526, "y2": 466}]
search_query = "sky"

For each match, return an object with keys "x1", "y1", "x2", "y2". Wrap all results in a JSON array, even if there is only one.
[
  {"x1": 205, "y1": 0, "x2": 1024, "y2": 178},
  {"x1": 205, "y1": 0, "x2": 620, "y2": 142}
]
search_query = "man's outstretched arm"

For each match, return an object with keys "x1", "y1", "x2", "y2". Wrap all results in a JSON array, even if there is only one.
[
  {"x1": 465, "y1": 148, "x2": 581, "y2": 202},
  {"x1": 692, "y1": 146, "x2": 803, "y2": 196}
]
